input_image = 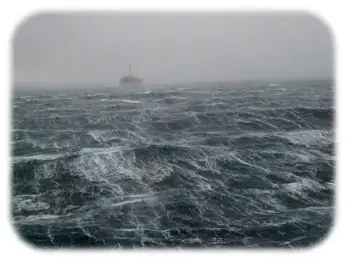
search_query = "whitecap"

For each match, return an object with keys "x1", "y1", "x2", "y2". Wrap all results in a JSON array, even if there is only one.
[
  {"x1": 277, "y1": 130, "x2": 333, "y2": 147},
  {"x1": 12, "y1": 153, "x2": 66, "y2": 163},
  {"x1": 12, "y1": 196, "x2": 50, "y2": 213},
  {"x1": 119, "y1": 99, "x2": 141, "y2": 104}
]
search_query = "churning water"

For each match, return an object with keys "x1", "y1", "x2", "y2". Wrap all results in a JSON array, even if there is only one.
[{"x1": 11, "y1": 80, "x2": 334, "y2": 248}]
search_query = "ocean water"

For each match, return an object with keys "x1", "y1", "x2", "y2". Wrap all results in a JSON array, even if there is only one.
[{"x1": 11, "y1": 80, "x2": 335, "y2": 248}]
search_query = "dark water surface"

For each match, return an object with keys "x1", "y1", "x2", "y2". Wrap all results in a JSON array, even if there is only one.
[{"x1": 11, "y1": 80, "x2": 335, "y2": 248}]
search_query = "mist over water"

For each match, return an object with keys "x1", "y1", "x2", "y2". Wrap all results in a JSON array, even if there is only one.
[
  {"x1": 12, "y1": 80, "x2": 334, "y2": 248},
  {"x1": 13, "y1": 13, "x2": 332, "y2": 87}
]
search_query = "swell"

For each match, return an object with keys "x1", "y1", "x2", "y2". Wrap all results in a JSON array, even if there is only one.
[{"x1": 12, "y1": 136, "x2": 334, "y2": 221}]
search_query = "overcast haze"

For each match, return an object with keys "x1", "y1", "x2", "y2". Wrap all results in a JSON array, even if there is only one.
[{"x1": 13, "y1": 13, "x2": 333, "y2": 88}]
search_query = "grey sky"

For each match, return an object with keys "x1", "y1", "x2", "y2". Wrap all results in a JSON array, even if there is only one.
[{"x1": 13, "y1": 12, "x2": 333, "y2": 87}]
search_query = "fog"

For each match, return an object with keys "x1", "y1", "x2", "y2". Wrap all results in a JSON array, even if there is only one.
[{"x1": 13, "y1": 12, "x2": 333, "y2": 88}]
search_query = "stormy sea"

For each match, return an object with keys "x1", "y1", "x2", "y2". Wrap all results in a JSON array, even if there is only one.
[{"x1": 11, "y1": 80, "x2": 335, "y2": 248}]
